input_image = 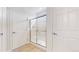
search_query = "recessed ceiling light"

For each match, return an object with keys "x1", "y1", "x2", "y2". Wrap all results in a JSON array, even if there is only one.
[{"x1": 39, "y1": 8, "x2": 43, "y2": 10}]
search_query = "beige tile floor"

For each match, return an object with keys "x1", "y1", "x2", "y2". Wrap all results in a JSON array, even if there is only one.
[{"x1": 12, "y1": 43, "x2": 46, "y2": 52}]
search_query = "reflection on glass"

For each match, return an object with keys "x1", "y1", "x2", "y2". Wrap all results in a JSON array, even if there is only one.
[{"x1": 31, "y1": 19, "x2": 37, "y2": 43}]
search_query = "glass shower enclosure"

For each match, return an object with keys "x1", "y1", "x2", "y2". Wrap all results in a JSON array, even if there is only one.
[{"x1": 30, "y1": 15, "x2": 47, "y2": 47}]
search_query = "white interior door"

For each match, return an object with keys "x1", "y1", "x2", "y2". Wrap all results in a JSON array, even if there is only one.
[
  {"x1": 13, "y1": 22, "x2": 28, "y2": 49},
  {"x1": 0, "y1": 8, "x2": 3, "y2": 51},
  {"x1": 51, "y1": 8, "x2": 79, "y2": 52},
  {"x1": 0, "y1": 7, "x2": 7, "y2": 52},
  {"x1": 12, "y1": 10, "x2": 29, "y2": 49}
]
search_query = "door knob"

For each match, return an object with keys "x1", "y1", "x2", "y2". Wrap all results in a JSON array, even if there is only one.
[
  {"x1": 53, "y1": 32, "x2": 57, "y2": 35},
  {"x1": 0, "y1": 33, "x2": 3, "y2": 35},
  {"x1": 12, "y1": 32, "x2": 16, "y2": 34}
]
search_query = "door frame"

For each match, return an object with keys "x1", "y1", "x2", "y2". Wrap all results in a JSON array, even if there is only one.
[{"x1": 47, "y1": 8, "x2": 54, "y2": 52}]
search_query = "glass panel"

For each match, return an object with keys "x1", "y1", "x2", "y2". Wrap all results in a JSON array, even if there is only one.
[
  {"x1": 31, "y1": 19, "x2": 37, "y2": 43},
  {"x1": 37, "y1": 16, "x2": 47, "y2": 47}
]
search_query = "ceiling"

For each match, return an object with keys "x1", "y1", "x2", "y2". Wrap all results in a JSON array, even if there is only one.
[{"x1": 10, "y1": 7, "x2": 46, "y2": 17}]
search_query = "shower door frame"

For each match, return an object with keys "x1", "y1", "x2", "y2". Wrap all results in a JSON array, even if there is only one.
[{"x1": 30, "y1": 14, "x2": 47, "y2": 48}]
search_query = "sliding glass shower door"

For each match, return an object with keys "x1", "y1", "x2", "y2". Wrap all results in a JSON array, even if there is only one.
[
  {"x1": 31, "y1": 15, "x2": 47, "y2": 47},
  {"x1": 37, "y1": 16, "x2": 47, "y2": 47}
]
